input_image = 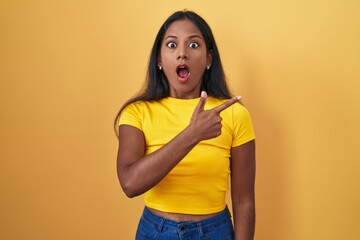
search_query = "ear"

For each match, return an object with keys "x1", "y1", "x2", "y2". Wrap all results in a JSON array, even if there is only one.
[
  {"x1": 206, "y1": 50, "x2": 213, "y2": 67},
  {"x1": 157, "y1": 54, "x2": 162, "y2": 66}
]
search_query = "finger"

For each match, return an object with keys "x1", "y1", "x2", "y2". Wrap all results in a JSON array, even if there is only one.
[
  {"x1": 213, "y1": 96, "x2": 241, "y2": 113},
  {"x1": 194, "y1": 91, "x2": 207, "y2": 112}
]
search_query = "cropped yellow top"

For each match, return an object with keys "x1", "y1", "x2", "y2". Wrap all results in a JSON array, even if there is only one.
[{"x1": 119, "y1": 97, "x2": 255, "y2": 214}]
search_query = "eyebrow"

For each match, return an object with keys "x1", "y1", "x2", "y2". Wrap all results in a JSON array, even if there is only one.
[{"x1": 164, "y1": 34, "x2": 203, "y2": 40}]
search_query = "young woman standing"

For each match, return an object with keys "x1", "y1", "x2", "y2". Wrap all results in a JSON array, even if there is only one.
[{"x1": 115, "y1": 10, "x2": 256, "y2": 240}]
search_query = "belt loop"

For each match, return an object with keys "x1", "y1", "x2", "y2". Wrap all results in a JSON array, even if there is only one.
[
  {"x1": 197, "y1": 222, "x2": 204, "y2": 237},
  {"x1": 158, "y1": 218, "x2": 165, "y2": 233}
]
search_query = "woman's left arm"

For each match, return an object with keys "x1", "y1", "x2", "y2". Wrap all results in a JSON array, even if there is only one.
[{"x1": 231, "y1": 139, "x2": 256, "y2": 240}]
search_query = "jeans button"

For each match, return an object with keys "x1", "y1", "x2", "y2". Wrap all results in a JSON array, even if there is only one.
[{"x1": 180, "y1": 226, "x2": 186, "y2": 231}]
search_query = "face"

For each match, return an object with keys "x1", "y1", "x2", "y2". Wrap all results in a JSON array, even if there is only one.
[{"x1": 158, "y1": 18, "x2": 212, "y2": 99}]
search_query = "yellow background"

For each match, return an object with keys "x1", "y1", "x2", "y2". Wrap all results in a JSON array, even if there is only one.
[{"x1": 1, "y1": 0, "x2": 359, "y2": 239}]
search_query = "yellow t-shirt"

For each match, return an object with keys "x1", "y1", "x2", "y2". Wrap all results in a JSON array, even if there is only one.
[{"x1": 119, "y1": 97, "x2": 255, "y2": 214}]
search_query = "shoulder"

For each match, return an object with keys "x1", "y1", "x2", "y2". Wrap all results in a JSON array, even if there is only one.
[
  {"x1": 121, "y1": 99, "x2": 169, "y2": 119},
  {"x1": 122, "y1": 100, "x2": 145, "y2": 111},
  {"x1": 121, "y1": 100, "x2": 152, "y2": 115},
  {"x1": 231, "y1": 102, "x2": 253, "y2": 125},
  {"x1": 232, "y1": 102, "x2": 251, "y2": 115}
]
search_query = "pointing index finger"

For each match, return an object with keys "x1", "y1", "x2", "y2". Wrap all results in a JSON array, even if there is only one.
[{"x1": 213, "y1": 96, "x2": 242, "y2": 113}]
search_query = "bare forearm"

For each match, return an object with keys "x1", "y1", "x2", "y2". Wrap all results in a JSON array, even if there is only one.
[
  {"x1": 120, "y1": 126, "x2": 199, "y2": 197},
  {"x1": 233, "y1": 202, "x2": 255, "y2": 240}
]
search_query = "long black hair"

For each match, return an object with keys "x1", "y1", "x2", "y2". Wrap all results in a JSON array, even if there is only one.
[{"x1": 114, "y1": 10, "x2": 232, "y2": 136}]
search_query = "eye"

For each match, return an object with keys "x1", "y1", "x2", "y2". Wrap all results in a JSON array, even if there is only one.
[
  {"x1": 167, "y1": 42, "x2": 177, "y2": 48},
  {"x1": 189, "y1": 42, "x2": 199, "y2": 48}
]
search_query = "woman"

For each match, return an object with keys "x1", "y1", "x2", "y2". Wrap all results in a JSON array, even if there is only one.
[{"x1": 115, "y1": 10, "x2": 256, "y2": 240}]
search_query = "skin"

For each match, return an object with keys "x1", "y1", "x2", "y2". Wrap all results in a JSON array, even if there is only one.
[
  {"x1": 159, "y1": 18, "x2": 212, "y2": 99},
  {"x1": 117, "y1": 18, "x2": 255, "y2": 240}
]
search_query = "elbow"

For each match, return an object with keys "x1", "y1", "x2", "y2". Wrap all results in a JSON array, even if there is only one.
[
  {"x1": 117, "y1": 166, "x2": 144, "y2": 198},
  {"x1": 122, "y1": 188, "x2": 138, "y2": 199},
  {"x1": 120, "y1": 180, "x2": 142, "y2": 198}
]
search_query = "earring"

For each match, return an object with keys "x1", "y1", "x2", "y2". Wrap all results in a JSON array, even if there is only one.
[
  {"x1": 158, "y1": 65, "x2": 162, "y2": 70},
  {"x1": 207, "y1": 65, "x2": 211, "y2": 70}
]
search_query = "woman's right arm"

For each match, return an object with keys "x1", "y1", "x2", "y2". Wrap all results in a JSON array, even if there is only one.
[
  {"x1": 117, "y1": 124, "x2": 199, "y2": 198},
  {"x1": 116, "y1": 92, "x2": 240, "y2": 198}
]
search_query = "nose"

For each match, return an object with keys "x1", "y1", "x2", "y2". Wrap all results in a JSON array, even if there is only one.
[{"x1": 177, "y1": 44, "x2": 188, "y2": 60}]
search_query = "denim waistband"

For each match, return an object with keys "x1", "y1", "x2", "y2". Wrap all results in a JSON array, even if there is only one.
[{"x1": 141, "y1": 206, "x2": 232, "y2": 234}]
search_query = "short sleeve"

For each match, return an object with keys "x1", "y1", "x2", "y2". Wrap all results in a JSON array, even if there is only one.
[
  {"x1": 118, "y1": 103, "x2": 143, "y2": 131},
  {"x1": 232, "y1": 103, "x2": 255, "y2": 147}
]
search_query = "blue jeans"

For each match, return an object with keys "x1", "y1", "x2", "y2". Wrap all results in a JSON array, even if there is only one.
[{"x1": 135, "y1": 206, "x2": 234, "y2": 240}]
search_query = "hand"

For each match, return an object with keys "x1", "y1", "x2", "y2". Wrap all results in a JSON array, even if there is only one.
[{"x1": 189, "y1": 91, "x2": 241, "y2": 142}]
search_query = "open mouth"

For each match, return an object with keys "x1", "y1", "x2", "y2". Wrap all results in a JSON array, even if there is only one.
[{"x1": 176, "y1": 64, "x2": 190, "y2": 83}]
